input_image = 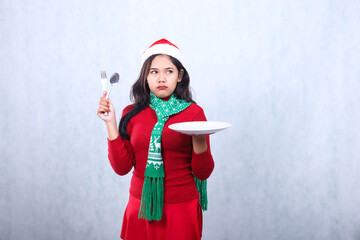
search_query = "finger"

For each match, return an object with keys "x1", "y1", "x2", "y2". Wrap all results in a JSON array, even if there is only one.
[
  {"x1": 99, "y1": 98, "x2": 109, "y2": 105},
  {"x1": 99, "y1": 103, "x2": 109, "y2": 109},
  {"x1": 97, "y1": 106, "x2": 110, "y2": 114},
  {"x1": 99, "y1": 97, "x2": 110, "y2": 105},
  {"x1": 99, "y1": 105, "x2": 110, "y2": 112},
  {"x1": 99, "y1": 99, "x2": 110, "y2": 107}
]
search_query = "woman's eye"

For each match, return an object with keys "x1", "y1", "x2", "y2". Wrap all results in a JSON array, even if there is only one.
[
  {"x1": 167, "y1": 70, "x2": 173, "y2": 74},
  {"x1": 150, "y1": 70, "x2": 158, "y2": 74}
]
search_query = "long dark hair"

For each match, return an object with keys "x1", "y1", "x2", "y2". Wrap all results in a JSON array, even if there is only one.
[{"x1": 119, "y1": 54, "x2": 194, "y2": 140}]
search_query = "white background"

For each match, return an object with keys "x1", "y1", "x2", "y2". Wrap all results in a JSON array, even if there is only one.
[{"x1": 1, "y1": 0, "x2": 360, "y2": 239}]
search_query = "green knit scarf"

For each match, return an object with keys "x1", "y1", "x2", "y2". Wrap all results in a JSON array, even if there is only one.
[{"x1": 138, "y1": 92, "x2": 208, "y2": 221}]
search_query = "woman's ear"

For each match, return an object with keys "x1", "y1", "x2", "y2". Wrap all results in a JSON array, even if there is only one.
[{"x1": 178, "y1": 69, "x2": 184, "y2": 82}]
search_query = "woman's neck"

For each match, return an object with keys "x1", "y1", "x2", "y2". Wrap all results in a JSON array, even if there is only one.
[{"x1": 161, "y1": 95, "x2": 171, "y2": 101}]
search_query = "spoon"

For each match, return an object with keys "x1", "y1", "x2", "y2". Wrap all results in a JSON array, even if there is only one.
[
  {"x1": 105, "y1": 73, "x2": 119, "y2": 100},
  {"x1": 104, "y1": 72, "x2": 119, "y2": 116}
]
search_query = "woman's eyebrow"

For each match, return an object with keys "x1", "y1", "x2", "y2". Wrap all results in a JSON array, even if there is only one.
[{"x1": 150, "y1": 67, "x2": 174, "y2": 70}]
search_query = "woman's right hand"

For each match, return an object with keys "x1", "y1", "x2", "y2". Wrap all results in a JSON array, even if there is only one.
[{"x1": 97, "y1": 97, "x2": 116, "y2": 123}]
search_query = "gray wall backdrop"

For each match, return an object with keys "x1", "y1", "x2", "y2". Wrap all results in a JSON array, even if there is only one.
[{"x1": 1, "y1": 0, "x2": 360, "y2": 239}]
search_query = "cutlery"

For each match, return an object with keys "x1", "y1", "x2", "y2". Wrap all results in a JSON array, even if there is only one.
[
  {"x1": 104, "y1": 73, "x2": 120, "y2": 116},
  {"x1": 105, "y1": 73, "x2": 119, "y2": 100},
  {"x1": 100, "y1": 71, "x2": 107, "y2": 96}
]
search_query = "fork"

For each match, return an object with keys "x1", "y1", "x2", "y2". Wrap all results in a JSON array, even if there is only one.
[{"x1": 100, "y1": 71, "x2": 107, "y2": 97}]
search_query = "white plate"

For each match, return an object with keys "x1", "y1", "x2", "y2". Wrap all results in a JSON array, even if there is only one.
[{"x1": 168, "y1": 121, "x2": 231, "y2": 135}]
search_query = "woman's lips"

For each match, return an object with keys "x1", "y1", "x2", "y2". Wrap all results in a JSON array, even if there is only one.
[{"x1": 157, "y1": 86, "x2": 168, "y2": 90}]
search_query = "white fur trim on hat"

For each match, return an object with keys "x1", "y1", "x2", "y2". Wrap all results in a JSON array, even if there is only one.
[{"x1": 141, "y1": 39, "x2": 183, "y2": 65}]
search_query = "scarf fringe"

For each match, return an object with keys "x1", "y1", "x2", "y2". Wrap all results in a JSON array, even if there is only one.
[
  {"x1": 138, "y1": 177, "x2": 164, "y2": 221},
  {"x1": 195, "y1": 177, "x2": 207, "y2": 211}
]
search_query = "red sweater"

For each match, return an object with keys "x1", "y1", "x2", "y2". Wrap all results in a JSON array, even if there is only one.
[{"x1": 107, "y1": 103, "x2": 214, "y2": 203}]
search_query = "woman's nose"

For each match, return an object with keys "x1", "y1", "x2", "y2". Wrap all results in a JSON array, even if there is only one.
[{"x1": 158, "y1": 72, "x2": 166, "y2": 82}]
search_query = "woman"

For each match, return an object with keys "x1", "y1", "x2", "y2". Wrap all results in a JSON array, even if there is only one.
[{"x1": 97, "y1": 39, "x2": 214, "y2": 240}]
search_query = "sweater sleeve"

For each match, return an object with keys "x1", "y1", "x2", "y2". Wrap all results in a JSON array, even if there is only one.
[
  {"x1": 191, "y1": 107, "x2": 215, "y2": 180},
  {"x1": 107, "y1": 106, "x2": 135, "y2": 176}
]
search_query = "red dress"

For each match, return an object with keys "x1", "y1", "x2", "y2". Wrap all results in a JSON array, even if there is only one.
[{"x1": 108, "y1": 103, "x2": 214, "y2": 240}]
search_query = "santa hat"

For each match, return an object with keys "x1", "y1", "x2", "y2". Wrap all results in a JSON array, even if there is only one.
[{"x1": 141, "y1": 38, "x2": 183, "y2": 65}]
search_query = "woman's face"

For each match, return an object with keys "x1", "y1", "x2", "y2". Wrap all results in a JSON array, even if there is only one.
[{"x1": 147, "y1": 55, "x2": 183, "y2": 99}]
